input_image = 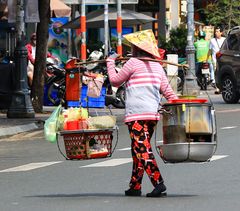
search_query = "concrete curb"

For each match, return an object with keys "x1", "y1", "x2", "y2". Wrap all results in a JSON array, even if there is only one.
[{"x1": 0, "y1": 123, "x2": 39, "y2": 138}]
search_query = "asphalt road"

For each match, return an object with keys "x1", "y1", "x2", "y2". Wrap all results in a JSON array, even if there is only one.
[{"x1": 0, "y1": 93, "x2": 240, "y2": 211}]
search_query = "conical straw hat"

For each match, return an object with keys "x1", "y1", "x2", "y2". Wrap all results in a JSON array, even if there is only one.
[{"x1": 123, "y1": 29, "x2": 160, "y2": 59}]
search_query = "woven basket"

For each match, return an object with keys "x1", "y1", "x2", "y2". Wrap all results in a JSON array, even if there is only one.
[{"x1": 60, "y1": 129, "x2": 114, "y2": 160}]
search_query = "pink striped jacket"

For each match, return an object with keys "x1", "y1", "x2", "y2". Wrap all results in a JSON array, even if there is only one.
[{"x1": 106, "y1": 57, "x2": 178, "y2": 123}]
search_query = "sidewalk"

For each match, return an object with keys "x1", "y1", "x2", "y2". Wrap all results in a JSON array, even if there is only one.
[
  {"x1": 0, "y1": 108, "x2": 52, "y2": 138},
  {"x1": 0, "y1": 106, "x2": 125, "y2": 139}
]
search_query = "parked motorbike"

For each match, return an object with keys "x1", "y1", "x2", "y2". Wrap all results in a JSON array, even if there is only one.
[
  {"x1": 85, "y1": 49, "x2": 126, "y2": 108},
  {"x1": 197, "y1": 62, "x2": 211, "y2": 90},
  {"x1": 64, "y1": 55, "x2": 126, "y2": 109},
  {"x1": 45, "y1": 59, "x2": 66, "y2": 106},
  {"x1": 176, "y1": 57, "x2": 187, "y2": 92},
  {"x1": 103, "y1": 66, "x2": 125, "y2": 109}
]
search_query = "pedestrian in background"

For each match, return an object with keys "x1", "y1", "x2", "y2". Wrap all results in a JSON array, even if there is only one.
[
  {"x1": 208, "y1": 26, "x2": 226, "y2": 94},
  {"x1": 106, "y1": 30, "x2": 178, "y2": 197},
  {"x1": 194, "y1": 31, "x2": 215, "y2": 88},
  {"x1": 25, "y1": 33, "x2": 59, "y2": 87}
]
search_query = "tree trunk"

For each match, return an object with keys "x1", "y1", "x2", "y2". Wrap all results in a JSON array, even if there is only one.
[
  {"x1": 31, "y1": 0, "x2": 50, "y2": 113},
  {"x1": 228, "y1": 1, "x2": 232, "y2": 31}
]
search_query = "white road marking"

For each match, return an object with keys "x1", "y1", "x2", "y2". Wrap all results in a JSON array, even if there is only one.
[
  {"x1": 117, "y1": 147, "x2": 131, "y2": 151},
  {"x1": 0, "y1": 161, "x2": 62, "y2": 173},
  {"x1": 80, "y1": 155, "x2": 227, "y2": 168},
  {"x1": 80, "y1": 158, "x2": 132, "y2": 168},
  {"x1": 221, "y1": 126, "x2": 237, "y2": 130},
  {"x1": 217, "y1": 109, "x2": 240, "y2": 113},
  {"x1": 209, "y1": 155, "x2": 228, "y2": 161},
  {"x1": 0, "y1": 155, "x2": 228, "y2": 172},
  {"x1": 165, "y1": 155, "x2": 228, "y2": 165}
]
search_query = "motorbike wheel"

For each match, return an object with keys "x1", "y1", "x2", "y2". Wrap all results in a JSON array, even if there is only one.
[
  {"x1": 111, "y1": 98, "x2": 125, "y2": 109},
  {"x1": 201, "y1": 76, "x2": 207, "y2": 90},
  {"x1": 116, "y1": 86, "x2": 125, "y2": 106},
  {"x1": 47, "y1": 82, "x2": 65, "y2": 106},
  {"x1": 198, "y1": 75, "x2": 207, "y2": 90},
  {"x1": 177, "y1": 68, "x2": 185, "y2": 92}
]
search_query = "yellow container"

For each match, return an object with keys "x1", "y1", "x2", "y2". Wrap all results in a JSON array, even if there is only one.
[{"x1": 178, "y1": 95, "x2": 197, "y2": 99}]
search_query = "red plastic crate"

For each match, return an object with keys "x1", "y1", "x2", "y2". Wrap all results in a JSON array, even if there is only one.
[{"x1": 67, "y1": 86, "x2": 106, "y2": 108}]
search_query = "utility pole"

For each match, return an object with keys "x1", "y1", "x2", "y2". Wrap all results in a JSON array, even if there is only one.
[
  {"x1": 7, "y1": 0, "x2": 35, "y2": 118},
  {"x1": 117, "y1": 0, "x2": 122, "y2": 56},
  {"x1": 158, "y1": 0, "x2": 166, "y2": 40},
  {"x1": 182, "y1": 0, "x2": 199, "y2": 97},
  {"x1": 104, "y1": 3, "x2": 109, "y2": 57},
  {"x1": 80, "y1": 0, "x2": 86, "y2": 61}
]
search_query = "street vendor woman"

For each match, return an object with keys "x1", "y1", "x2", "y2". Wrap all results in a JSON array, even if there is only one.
[{"x1": 106, "y1": 29, "x2": 178, "y2": 197}]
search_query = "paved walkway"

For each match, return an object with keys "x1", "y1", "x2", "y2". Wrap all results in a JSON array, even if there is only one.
[{"x1": 0, "y1": 109, "x2": 51, "y2": 138}]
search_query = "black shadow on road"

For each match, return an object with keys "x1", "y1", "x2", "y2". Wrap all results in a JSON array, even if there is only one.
[{"x1": 25, "y1": 193, "x2": 198, "y2": 198}]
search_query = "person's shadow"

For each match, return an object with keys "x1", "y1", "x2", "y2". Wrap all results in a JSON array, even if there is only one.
[{"x1": 25, "y1": 192, "x2": 197, "y2": 199}]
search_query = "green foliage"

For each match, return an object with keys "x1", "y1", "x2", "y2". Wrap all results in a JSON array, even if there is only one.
[
  {"x1": 198, "y1": 0, "x2": 240, "y2": 31},
  {"x1": 158, "y1": 27, "x2": 188, "y2": 58}
]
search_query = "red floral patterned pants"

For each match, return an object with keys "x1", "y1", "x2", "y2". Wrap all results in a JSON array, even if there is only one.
[{"x1": 127, "y1": 120, "x2": 163, "y2": 190}]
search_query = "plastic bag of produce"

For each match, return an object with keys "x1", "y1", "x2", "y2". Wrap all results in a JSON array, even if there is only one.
[
  {"x1": 67, "y1": 107, "x2": 88, "y2": 120},
  {"x1": 88, "y1": 115, "x2": 116, "y2": 129},
  {"x1": 44, "y1": 105, "x2": 62, "y2": 143}
]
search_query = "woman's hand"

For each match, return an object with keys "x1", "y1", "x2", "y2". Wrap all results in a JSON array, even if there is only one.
[{"x1": 107, "y1": 52, "x2": 120, "y2": 60}]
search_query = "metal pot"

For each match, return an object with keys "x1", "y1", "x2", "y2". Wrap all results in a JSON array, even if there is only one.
[
  {"x1": 162, "y1": 103, "x2": 214, "y2": 140},
  {"x1": 158, "y1": 102, "x2": 217, "y2": 163}
]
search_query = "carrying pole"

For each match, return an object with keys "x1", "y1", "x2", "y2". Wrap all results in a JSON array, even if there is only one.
[{"x1": 74, "y1": 57, "x2": 189, "y2": 68}]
